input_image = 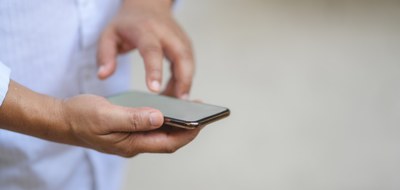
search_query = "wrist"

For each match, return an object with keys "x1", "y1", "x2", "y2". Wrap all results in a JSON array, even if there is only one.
[
  {"x1": 0, "y1": 81, "x2": 78, "y2": 146},
  {"x1": 53, "y1": 98, "x2": 79, "y2": 145},
  {"x1": 25, "y1": 94, "x2": 77, "y2": 145}
]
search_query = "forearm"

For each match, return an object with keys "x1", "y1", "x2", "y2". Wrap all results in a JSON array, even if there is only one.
[{"x1": 0, "y1": 81, "x2": 75, "y2": 145}]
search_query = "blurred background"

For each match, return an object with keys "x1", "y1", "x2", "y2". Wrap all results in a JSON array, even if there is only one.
[{"x1": 123, "y1": 0, "x2": 400, "y2": 189}]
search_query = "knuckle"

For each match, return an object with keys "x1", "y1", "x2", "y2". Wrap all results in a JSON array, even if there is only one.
[
  {"x1": 179, "y1": 52, "x2": 193, "y2": 63},
  {"x1": 177, "y1": 36, "x2": 193, "y2": 54},
  {"x1": 174, "y1": 44, "x2": 193, "y2": 60},
  {"x1": 141, "y1": 19, "x2": 159, "y2": 31},
  {"x1": 148, "y1": 68, "x2": 162, "y2": 76},
  {"x1": 130, "y1": 112, "x2": 145, "y2": 131},
  {"x1": 141, "y1": 45, "x2": 162, "y2": 56}
]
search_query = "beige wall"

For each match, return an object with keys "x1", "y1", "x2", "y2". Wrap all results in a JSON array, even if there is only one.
[{"x1": 123, "y1": 1, "x2": 400, "y2": 189}]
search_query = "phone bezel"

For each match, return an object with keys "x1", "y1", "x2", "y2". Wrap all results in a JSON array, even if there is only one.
[{"x1": 164, "y1": 108, "x2": 230, "y2": 129}]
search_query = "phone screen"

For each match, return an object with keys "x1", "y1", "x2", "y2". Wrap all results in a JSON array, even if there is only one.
[{"x1": 108, "y1": 91, "x2": 230, "y2": 128}]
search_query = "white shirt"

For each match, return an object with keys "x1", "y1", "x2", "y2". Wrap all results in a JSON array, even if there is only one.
[{"x1": 0, "y1": 0, "x2": 133, "y2": 189}]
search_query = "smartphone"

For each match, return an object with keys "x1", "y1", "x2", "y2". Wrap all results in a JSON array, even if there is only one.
[{"x1": 108, "y1": 91, "x2": 230, "y2": 129}]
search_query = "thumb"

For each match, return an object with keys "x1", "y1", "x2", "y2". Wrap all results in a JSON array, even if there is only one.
[
  {"x1": 113, "y1": 107, "x2": 164, "y2": 132},
  {"x1": 97, "y1": 28, "x2": 118, "y2": 80}
]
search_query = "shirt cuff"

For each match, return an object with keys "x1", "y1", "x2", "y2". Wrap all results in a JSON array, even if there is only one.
[{"x1": 0, "y1": 61, "x2": 11, "y2": 107}]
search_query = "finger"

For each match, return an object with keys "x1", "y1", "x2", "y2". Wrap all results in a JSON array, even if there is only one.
[
  {"x1": 137, "y1": 34, "x2": 164, "y2": 93},
  {"x1": 163, "y1": 36, "x2": 195, "y2": 99},
  {"x1": 161, "y1": 77, "x2": 175, "y2": 97},
  {"x1": 111, "y1": 106, "x2": 164, "y2": 132},
  {"x1": 134, "y1": 127, "x2": 201, "y2": 154},
  {"x1": 192, "y1": 99, "x2": 203, "y2": 103},
  {"x1": 97, "y1": 28, "x2": 119, "y2": 80}
]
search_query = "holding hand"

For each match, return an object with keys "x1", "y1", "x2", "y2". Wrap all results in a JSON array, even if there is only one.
[{"x1": 62, "y1": 95, "x2": 201, "y2": 157}]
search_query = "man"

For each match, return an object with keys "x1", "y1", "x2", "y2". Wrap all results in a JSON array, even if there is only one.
[{"x1": 0, "y1": 0, "x2": 200, "y2": 189}]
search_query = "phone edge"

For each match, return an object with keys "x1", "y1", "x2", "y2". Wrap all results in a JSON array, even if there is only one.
[{"x1": 164, "y1": 109, "x2": 230, "y2": 129}]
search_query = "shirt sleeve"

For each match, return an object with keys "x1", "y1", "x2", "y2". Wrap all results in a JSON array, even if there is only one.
[{"x1": 0, "y1": 61, "x2": 11, "y2": 107}]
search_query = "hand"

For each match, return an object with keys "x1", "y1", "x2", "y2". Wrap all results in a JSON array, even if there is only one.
[
  {"x1": 97, "y1": 0, "x2": 194, "y2": 99},
  {"x1": 62, "y1": 95, "x2": 201, "y2": 157}
]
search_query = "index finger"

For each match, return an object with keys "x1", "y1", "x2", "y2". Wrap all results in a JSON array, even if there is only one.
[
  {"x1": 133, "y1": 127, "x2": 201, "y2": 154},
  {"x1": 137, "y1": 34, "x2": 164, "y2": 93}
]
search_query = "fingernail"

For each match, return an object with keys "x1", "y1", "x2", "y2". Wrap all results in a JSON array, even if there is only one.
[
  {"x1": 149, "y1": 112, "x2": 162, "y2": 126},
  {"x1": 98, "y1": 65, "x2": 106, "y2": 74},
  {"x1": 180, "y1": 94, "x2": 189, "y2": 100},
  {"x1": 150, "y1": 80, "x2": 161, "y2": 92}
]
